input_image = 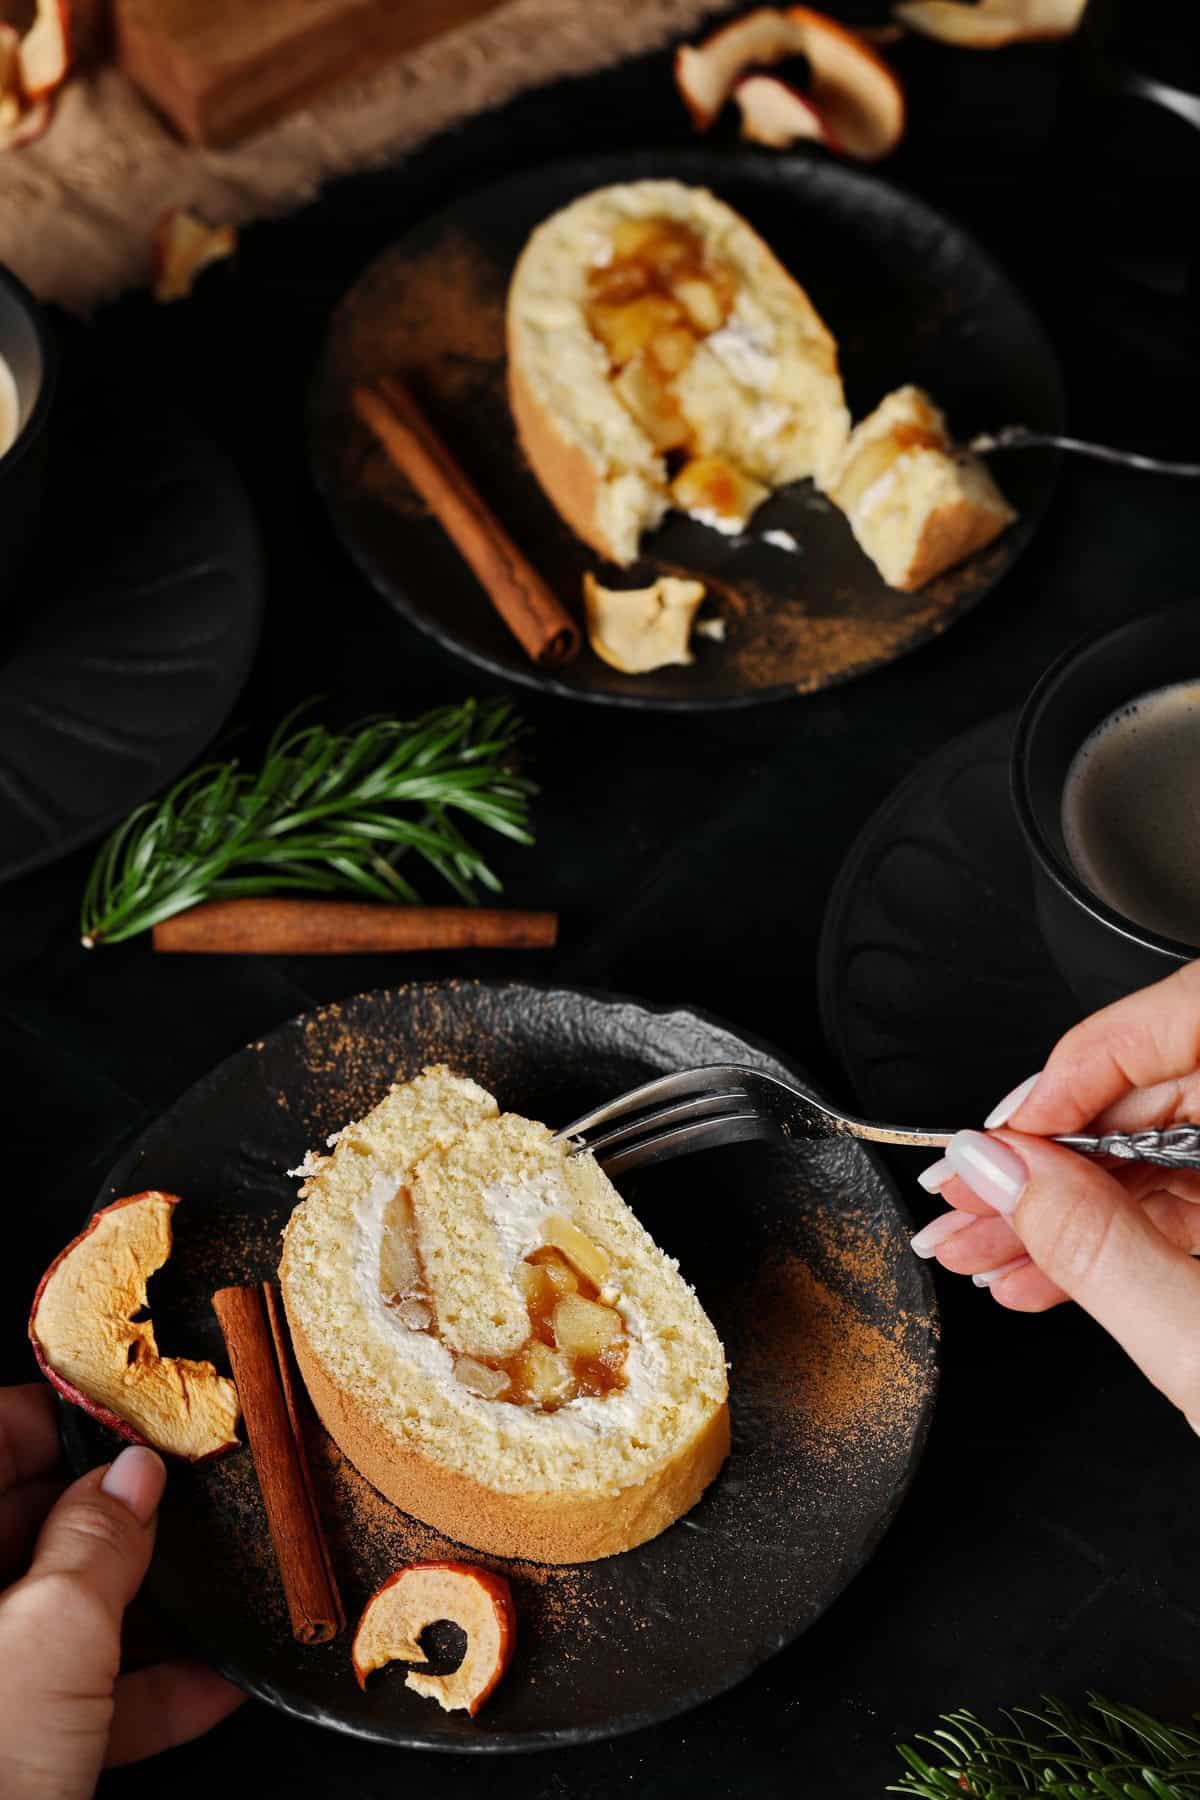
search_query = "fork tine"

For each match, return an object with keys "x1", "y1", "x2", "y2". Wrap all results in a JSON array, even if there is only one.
[
  {"x1": 574, "y1": 1089, "x2": 751, "y2": 1162},
  {"x1": 598, "y1": 1111, "x2": 777, "y2": 1178},
  {"x1": 554, "y1": 1065, "x2": 751, "y2": 1143}
]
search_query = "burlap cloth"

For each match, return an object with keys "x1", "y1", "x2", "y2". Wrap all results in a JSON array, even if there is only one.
[{"x1": 0, "y1": 0, "x2": 720, "y2": 313}]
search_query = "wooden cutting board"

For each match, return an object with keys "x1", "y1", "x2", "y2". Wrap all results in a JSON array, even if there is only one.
[{"x1": 115, "y1": 0, "x2": 511, "y2": 147}]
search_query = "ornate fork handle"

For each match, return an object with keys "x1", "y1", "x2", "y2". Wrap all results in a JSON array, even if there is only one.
[{"x1": 1054, "y1": 1126, "x2": 1200, "y2": 1171}]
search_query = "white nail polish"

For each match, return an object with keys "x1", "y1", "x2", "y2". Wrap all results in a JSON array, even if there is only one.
[
  {"x1": 972, "y1": 1254, "x2": 1032, "y2": 1287},
  {"x1": 910, "y1": 1210, "x2": 973, "y2": 1258},
  {"x1": 917, "y1": 1158, "x2": 954, "y2": 1194},
  {"x1": 983, "y1": 1072, "x2": 1041, "y2": 1131}
]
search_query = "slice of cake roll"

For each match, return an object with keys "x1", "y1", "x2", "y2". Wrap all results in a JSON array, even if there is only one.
[
  {"x1": 823, "y1": 384, "x2": 1016, "y2": 590},
  {"x1": 280, "y1": 1067, "x2": 730, "y2": 1563},
  {"x1": 507, "y1": 178, "x2": 850, "y2": 562}
]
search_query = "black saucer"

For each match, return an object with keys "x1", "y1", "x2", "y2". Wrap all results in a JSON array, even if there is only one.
[
  {"x1": 818, "y1": 712, "x2": 1080, "y2": 1125},
  {"x1": 0, "y1": 380, "x2": 263, "y2": 885}
]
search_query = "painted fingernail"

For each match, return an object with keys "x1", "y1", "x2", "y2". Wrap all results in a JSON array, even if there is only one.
[
  {"x1": 984, "y1": 1071, "x2": 1041, "y2": 1130},
  {"x1": 910, "y1": 1210, "x2": 974, "y2": 1258},
  {"x1": 972, "y1": 1254, "x2": 1032, "y2": 1287},
  {"x1": 946, "y1": 1130, "x2": 1028, "y2": 1215},
  {"x1": 917, "y1": 1157, "x2": 954, "y2": 1194},
  {"x1": 101, "y1": 1446, "x2": 166, "y2": 1524}
]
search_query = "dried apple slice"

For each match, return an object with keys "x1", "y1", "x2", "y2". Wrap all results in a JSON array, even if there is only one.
[
  {"x1": 19, "y1": 0, "x2": 71, "y2": 101},
  {"x1": 0, "y1": 23, "x2": 52, "y2": 149},
  {"x1": 0, "y1": 25, "x2": 22, "y2": 129},
  {"x1": 29, "y1": 1191, "x2": 240, "y2": 1461},
  {"x1": 893, "y1": 0, "x2": 1086, "y2": 45},
  {"x1": 675, "y1": 6, "x2": 904, "y2": 160},
  {"x1": 152, "y1": 209, "x2": 237, "y2": 304},
  {"x1": 736, "y1": 74, "x2": 829, "y2": 148},
  {"x1": 3, "y1": 93, "x2": 51, "y2": 145},
  {"x1": 352, "y1": 1563, "x2": 516, "y2": 1715},
  {"x1": 583, "y1": 573, "x2": 707, "y2": 674}
]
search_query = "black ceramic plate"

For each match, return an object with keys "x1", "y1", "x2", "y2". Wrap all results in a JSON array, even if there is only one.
[
  {"x1": 0, "y1": 384, "x2": 263, "y2": 884},
  {"x1": 61, "y1": 982, "x2": 937, "y2": 1752},
  {"x1": 818, "y1": 714, "x2": 1080, "y2": 1125},
  {"x1": 312, "y1": 147, "x2": 1063, "y2": 710}
]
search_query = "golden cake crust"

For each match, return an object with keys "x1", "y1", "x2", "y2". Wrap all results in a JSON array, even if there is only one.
[
  {"x1": 508, "y1": 356, "x2": 614, "y2": 562},
  {"x1": 287, "y1": 1302, "x2": 731, "y2": 1563}
]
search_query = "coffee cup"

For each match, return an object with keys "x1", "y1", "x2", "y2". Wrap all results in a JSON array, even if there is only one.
[
  {"x1": 1012, "y1": 607, "x2": 1200, "y2": 1012},
  {"x1": 0, "y1": 265, "x2": 57, "y2": 576}
]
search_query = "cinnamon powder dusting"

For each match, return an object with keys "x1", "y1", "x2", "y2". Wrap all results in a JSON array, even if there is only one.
[{"x1": 729, "y1": 1251, "x2": 921, "y2": 1456}]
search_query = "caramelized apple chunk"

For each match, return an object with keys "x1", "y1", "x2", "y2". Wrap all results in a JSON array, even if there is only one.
[
  {"x1": 379, "y1": 1186, "x2": 424, "y2": 1304},
  {"x1": 587, "y1": 293, "x2": 686, "y2": 368},
  {"x1": 671, "y1": 454, "x2": 769, "y2": 529},
  {"x1": 527, "y1": 1246, "x2": 579, "y2": 1295},
  {"x1": 553, "y1": 1293, "x2": 624, "y2": 1359},
  {"x1": 454, "y1": 1356, "x2": 511, "y2": 1400},
  {"x1": 614, "y1": 355, "x2": 691, "y2": 452},
  {"x1": 541, "y1": 1216, "x2": 610, "y2": 1287},
  {"x1": 510, "y1": 1339, "x2": 574, "y2": 1408}
]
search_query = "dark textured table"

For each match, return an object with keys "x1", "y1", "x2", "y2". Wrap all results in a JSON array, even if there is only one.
[{"x1": 4, "y1": 14, "x2": 1199, "y2": 1796}]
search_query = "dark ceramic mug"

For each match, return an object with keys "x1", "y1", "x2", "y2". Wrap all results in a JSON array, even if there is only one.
[
  {"x1": 0, "y1": 265, "x2": 56, "y2": 576},
  {"x1": 1012, "y1": 607, "x2": 1200, "y2": 1013}
]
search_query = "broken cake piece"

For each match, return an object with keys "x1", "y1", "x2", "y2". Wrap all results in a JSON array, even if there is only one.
[{"x1": 822, "y1": 384, "x2": 1016, "y2": 591}]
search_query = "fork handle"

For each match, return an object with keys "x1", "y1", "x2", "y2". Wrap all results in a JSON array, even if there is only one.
[
  {"x1": 968, "y1": 426, "x2": 1200, "y2": 479},
  {"x1": 852, "y1": 1121, "x2": 1200, "y2": 1172},
  {"x1": 1052, "y1": 1126, "x2": 1200, "y2": 1170}
]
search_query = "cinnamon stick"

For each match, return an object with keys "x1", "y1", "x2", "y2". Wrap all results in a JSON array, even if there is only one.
[
  {"x1": 351, "y1": 376, "x2": 580, "y2": 668},
  {"x1": 212, "y1": 1284, "x2": 344, "y2": 1645},
  {"x1": 154, "y1": 898, "x2": 558, "y2": 954}
]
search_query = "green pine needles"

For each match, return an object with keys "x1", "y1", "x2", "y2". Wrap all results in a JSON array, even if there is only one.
[
  {"x1": 891, "y1": 1696, "x2": 1200, "y2": 1799},
  {"x1": 81, "y1": 699, "x2": 536, "y2": 946}
]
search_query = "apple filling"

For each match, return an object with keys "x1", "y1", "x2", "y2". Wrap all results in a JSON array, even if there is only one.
[
  {"x1": 584, "y1": 218, "x2": 763, "y2": 532},
  {"x1": 379, "y1": 1193, "x2": 628, "y2": 1411}
]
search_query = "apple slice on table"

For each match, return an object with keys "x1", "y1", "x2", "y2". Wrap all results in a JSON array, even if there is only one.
[
  {"x1": 152, "y1": 209, "x2": 237, "y2": 303},
  {"x1": 893, "y1": 0, "x2": 1087, "y2": 46},
  {"x1": 29, "y1": 1191, "x2": 240, "y2": 1461},
  {"x1": 352, "y1": 1563, "x2": 517, "y2": 1715},
  {"x1": 736, "y1": 74, "x2": 830, "y2": 149},
  {"x1": 0, "y1": 22, "x2": 51, "y2": 150},
  {"x1": 19, "y1": 0, "x2": 71, "y2": 101},
  {"x1": 675, "y1": 6, "x2": 905, "y2": 161}
]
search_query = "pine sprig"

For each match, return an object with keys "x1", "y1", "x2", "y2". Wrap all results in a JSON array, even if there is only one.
[
  {"x1": 891, "y1": 1696, "x2": 1200, "y2": 1799},
  {"x1": 80, "y1": 699, "x2": 536, "y2": 946}
]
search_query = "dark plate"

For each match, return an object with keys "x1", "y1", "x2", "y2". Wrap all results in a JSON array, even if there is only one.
[
  {"x1": 0, "y1": 383, "x2": 263, "y2": 884},
  {"x1": 311, "y1": 147, "x2": 1063, "y2": 710},
  {"x1": 61, "y1": 981, "x2": 937, "y2": 1751},
  {"x1": 817, "y1": 713, "x2": 1080, "y2": 1124}
]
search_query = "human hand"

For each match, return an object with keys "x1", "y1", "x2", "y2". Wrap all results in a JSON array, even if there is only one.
[
  {"x1": 910, "y1": 959, "x2": 1200, "y2": 1432},
  {"x1": 0, "y1": 1383, "x2": 244, "y2": 1800}
]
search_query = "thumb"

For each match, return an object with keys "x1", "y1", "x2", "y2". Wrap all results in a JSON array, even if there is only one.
[
  {"x1": 0, "y1": 1446, "x2": 166, "y2": 1800},
  {"x1": 944, "y1": 1130, "x2": 1200, "y2": 1429},
  {"x1": 29, "y1": 1445, "x2": 165, "y2": 1625}
]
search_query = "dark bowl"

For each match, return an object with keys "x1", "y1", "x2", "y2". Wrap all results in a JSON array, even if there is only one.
[
  {"x1": 0, "y1": 264, "x2": 57, "y2": 575},
  {"x1": 1012, "y1": 606, "x2": 1200, "y2": 1011}
]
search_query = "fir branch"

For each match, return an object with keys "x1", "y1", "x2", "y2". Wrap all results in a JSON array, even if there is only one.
[
  {"x1": 80, "y1": 699, "x2": 536, "y2": 946},
  {"x1": 891, "y1": 1696, "x2": 1200, "y2": 1799}
]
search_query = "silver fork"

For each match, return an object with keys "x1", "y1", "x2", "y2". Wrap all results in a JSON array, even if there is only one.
[{"x1": 554, "y1": 1065, "x2": 1200, "y2": 1178}]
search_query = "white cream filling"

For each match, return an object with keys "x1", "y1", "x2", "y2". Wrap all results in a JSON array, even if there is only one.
[
  {"x1": 689, "y1": 505, "x2": 748, "y2": 536},
  {"x1": 480, "y1": 1169, "x2": 563, "y2": 1265},
  {"x1": 706, "y1": 318, "x2": 778, "y2": 392},
  {"x1": 855, "y1": 463, "x2": 900, "y2": 522},
  {"x1": 350, "y1": 1166, "x2": 659, "y2": 1440},
  {"x1": 749, "y1": 402, "x2": 790, "y2": 444}
]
